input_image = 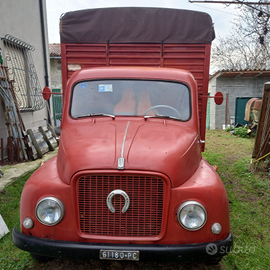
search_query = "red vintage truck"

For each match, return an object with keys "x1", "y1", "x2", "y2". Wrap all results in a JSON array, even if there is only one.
[{"x1": 13, "y1": 7, "x2": 233, "y2": 263}]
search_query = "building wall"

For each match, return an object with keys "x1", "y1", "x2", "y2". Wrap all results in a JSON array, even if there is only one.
[
  {"x1": 208, "y1": 74, "x2": 269, "y2": 129},
  {"x1": 50, "y1": 58, "x2": 62, "y2": 89},
  {"x1": 208, "y1": 75, "x2": 217, "y2": 130},
  {"x1": 0, "y1": 0, "x2": 51, "y2": 149}
]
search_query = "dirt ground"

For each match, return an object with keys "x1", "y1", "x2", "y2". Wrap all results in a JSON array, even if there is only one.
[{"x1": 31, "y1": 259, "x2": 221, "y2": 270}]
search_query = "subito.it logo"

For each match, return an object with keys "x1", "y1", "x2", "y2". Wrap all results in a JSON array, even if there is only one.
[{"x1": 206, "y1": 243, "x2": 218, "y2": 255}]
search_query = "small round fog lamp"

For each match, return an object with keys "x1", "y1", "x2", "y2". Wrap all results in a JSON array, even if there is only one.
[
  {"x1": 23, "y1": 217, "x2": 34, "y2": 229},
  {"x1": 211, "y1": 223, "x2": 222, "y2": 234}
]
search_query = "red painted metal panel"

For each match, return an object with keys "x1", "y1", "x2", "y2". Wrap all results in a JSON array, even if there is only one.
[
  {"x1": 163, "y1": 44, "x2": 211, "y2": 150},
  {"x1": 108, "y1": 44, "x2": 161, "y2": 67},
  {"x1": 61, "y1": 43, "x2": 210, "y2": 149},
  {"x1": 61, "y1": 43, "x2": 67, "y2": 93}
]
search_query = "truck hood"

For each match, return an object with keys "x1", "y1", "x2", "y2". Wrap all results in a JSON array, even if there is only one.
[{"x1": 57, "y1": 118, "x2": 201, "y2": 187}]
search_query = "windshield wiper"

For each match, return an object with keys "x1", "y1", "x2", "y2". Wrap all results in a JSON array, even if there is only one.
[
  {"x1": 144, "y1": 114, "x2": 179, "y2": 120},
  {"x1": 76, "y1": 113, "x2": 115, "y2": 119}
]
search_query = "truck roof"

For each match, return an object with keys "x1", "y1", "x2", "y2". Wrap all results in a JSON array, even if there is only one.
[
  {"x1": 60, "y1": 7, "x2": 215, "y2": 44},
  {"x1": 67, "y1": 66, "x2": 196, "y2": 86}
]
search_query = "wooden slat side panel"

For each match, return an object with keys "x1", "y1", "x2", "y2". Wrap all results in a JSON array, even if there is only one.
[{"x1": 252, "y1": 84, "x2": 270, "y2": 158}]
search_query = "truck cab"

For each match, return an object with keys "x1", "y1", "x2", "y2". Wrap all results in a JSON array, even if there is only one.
[{"x1": 13, "y1": 7, "x2": 233, "y2": 263}]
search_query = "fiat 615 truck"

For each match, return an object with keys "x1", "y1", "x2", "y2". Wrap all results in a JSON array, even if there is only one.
[{"x1": 13, "y1": 7, "x2": 233, "y2": 263}]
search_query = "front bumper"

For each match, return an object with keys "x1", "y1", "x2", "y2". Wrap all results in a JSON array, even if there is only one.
[{"x1": 13, "y1": 227, "x2": 233, "y2": 262}]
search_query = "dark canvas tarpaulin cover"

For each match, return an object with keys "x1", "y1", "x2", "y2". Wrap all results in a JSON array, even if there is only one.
[{"x1": 60, "y1": 7, "x2": 215, "y2": 44}]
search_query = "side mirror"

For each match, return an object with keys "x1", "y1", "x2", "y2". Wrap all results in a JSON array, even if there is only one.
[
  {"x1": 42, "y1": 87, "x2": 52, "y2": 100},
  {"x1": 42, "y1": 87, "x2": 62, "y2": 100},
  {"x1": 200, "y1": 91, "x2": 223, "y2": 105},
  {"x1": 214, "y1": 92, "x2": 223, "y2": 105}
]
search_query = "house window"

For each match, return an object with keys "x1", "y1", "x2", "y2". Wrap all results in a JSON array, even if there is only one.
[{"x1": 2, "y1": 34, "x2": 45, "y2": 111}]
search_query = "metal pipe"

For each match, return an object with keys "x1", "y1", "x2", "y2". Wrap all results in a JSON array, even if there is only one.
[
  {"x1": 39, "y1": 0, "x2": 51, "y2": 124},
  {"x1": 0, "y1": 75, "x2": 28, "y2": 160},
  {"x1": 225, "y1": 93, "x2": 229, "y2": 126}
]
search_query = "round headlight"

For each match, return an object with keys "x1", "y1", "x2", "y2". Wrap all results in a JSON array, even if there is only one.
[
  {"x1": 177, "y1": 201, "x2": 207, "y2": 231},
  {"x1": 36, "y1": 197, "x2": 64, "y2": 226}
]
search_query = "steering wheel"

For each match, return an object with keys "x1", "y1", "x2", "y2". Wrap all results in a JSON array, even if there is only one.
[{"x1": 143, "y1": 105, "x2": 181, "y2": 118}]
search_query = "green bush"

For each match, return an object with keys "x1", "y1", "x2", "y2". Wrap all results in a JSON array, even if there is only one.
[{"x1": 233, "y1": 126, "x2": 249, "y2": 138}]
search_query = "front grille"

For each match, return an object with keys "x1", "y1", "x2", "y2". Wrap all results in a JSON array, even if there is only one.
[{"x1": 77, "y1": 174, "x2": 165, "y2": 237}]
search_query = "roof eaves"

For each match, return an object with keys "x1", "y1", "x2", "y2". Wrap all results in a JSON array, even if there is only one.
[{"x1": 210, "y1": 69, "x2": 270, "y2": 79}]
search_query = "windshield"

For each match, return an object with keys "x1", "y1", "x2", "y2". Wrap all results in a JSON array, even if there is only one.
[{"x1": 70, "y1": 80, "x2": 191, "y2": 121}]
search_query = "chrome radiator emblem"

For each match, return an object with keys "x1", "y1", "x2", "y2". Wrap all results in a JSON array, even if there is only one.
[{"x1": 106, "y1": 189, "x2": 130, "y2": 213}]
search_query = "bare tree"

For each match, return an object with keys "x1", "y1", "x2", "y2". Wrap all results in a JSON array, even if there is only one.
[{"x1": 211, "y1": 2, "x2": 270, "y2": 71}]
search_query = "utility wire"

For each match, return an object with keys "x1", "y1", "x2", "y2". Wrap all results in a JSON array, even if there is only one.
[
  {"x1": 193, "y1": 3, "x2": 234, "y2": 14},
  {"x1": 190, "y1": 0, "x2": 270, "y2": 16}
]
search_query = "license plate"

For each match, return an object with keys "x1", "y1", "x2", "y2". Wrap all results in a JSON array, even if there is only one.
[{"x1": 100, "y1": 250, "x2": 139, "y2": 261}]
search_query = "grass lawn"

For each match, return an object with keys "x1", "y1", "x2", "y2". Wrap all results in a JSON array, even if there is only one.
[
  {"x1": 0, "y1": 130, "x2": 269, "y2": 270},
  {"x1": 203, "y1": 130, "x2": 270, "y2": 270},
  {"x1": 0, "y1": 171, "x2": 36, "y2": 269}
]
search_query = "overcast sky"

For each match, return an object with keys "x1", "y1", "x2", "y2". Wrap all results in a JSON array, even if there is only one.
[{"x1": 46, "y1": 0, "x2": 236, "y2": 44}]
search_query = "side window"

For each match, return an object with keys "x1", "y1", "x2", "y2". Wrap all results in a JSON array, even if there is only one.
[{"x1": 2, "y1": 35, "x2": 45, "y2": 111}]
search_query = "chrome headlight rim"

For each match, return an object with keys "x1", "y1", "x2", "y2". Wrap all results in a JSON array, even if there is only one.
[
  {"x1": 177, "y1": 200, "x2": 207, "y2": 231},
  {"x1": 35, "y1": 197, "x2": 64, "y2": 226}
]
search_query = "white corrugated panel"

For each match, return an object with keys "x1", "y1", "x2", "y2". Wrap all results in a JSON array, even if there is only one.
[{"x1": 0, "y1": 214, "x2": 9, "y2": 239}]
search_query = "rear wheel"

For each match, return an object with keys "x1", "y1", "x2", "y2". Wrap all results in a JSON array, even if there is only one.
[{"x1": 30, "y1": 253, "x2": 51, "y2": 262}]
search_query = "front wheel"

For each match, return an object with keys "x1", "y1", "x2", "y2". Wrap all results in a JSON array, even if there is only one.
[{"x1": 30, "y1": 253, "x2": 51, "y2": 262}]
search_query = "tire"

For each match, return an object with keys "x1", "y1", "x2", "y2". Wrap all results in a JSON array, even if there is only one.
[{"x1": 30, "y1": 253, "x2": 51, "y2": 262}]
